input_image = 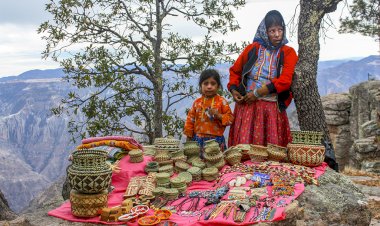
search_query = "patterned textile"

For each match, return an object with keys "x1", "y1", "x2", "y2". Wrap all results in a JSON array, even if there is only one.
[
  {"x1": 77, "y1": 140, "x2": 139, "y2": 151},
  {"x1": 91, "y1": 146, "x2": 126, "y2": 161},
  {"x1": 183, "y1": 94, "x2": 233, "y2": 138},
  {"x1": 228, "y1": 100, "x2": 291, "y2": 147},
  {"x1": 82, "y1": 136, "x2": 143, "y2": 150},
  {"x1": 246, "y1": 46, "x2": 280, "y2": 102}
]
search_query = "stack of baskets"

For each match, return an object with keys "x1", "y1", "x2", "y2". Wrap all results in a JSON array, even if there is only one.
[
  {"x1": 287, "y1": 130, "x2": 325, "y2": 167},
  {"x1": 158, "y1": 164, "x2": 174, "y2": 176},
  {"x1": 174, "y1": 160, "x2": 190, "y2": 173},
  {"x1": 187, "y1": 167, "x2": 202, "y2": 181},
  {"x1": 170, "y1": 177, "x2": 187, "y2": 194},
  {"x1": 192, "y1": 158, "x2": 206, "y2": 169},
  {"x1": 129, "y1": 149, "x2": 144, "y2": 163},
  {"x1": 67, "y1": 149, "x2": 111, "y2": 217},
  {"x1": 152, "y1": 187, "x2": 166, "y2": 197},
  {"x1": 178, "y1": 172, "x2": 193, "y2": 185},
  {"x1": 183, "y1": 141, "x2": 200, "y2": 162},
  {"x1": 171, "y1": 150, "x2": 187, "y2": 163},
  {"x1": 163, "y1": 188, "x2": 179, "y2": 200},
  {"x1": 248, "y1": 145, "x2": 268, "y2": 162},
  {"x1": 153, "y1": 149, "x2": 171, "y2": 166},
  {"x1": 224, "y1": 147, "x2": 242, "y2": 166},
  {"x1": 202, "y1": 167, "x2": 219, "y2": 181},
  {"x1": 156, "y1": 172, "x2": 171, "y2": 188},
  {"x1": 204, "y1": 140, "x2": 225, "y2": 170}
]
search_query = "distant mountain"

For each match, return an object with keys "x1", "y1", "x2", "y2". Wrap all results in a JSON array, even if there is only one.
[
  {"x1": 317, "y1": 55, "x2": 380, "y2": 96},
  {"x1": 0, "y1": 69, "x2": 64, "y2": 82}
]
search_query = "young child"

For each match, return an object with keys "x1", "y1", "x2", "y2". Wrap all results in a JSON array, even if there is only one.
[{"x1": 183, "y1": 69, "x2": 234, "y2": 154}]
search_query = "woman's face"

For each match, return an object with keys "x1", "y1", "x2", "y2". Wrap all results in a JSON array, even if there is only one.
[
  {"x1": 201, "y1": 77, "x2": 219, "y2": 98},
  {"x1": 267, "y1": 25, "x2": 283, "y2": 46}
]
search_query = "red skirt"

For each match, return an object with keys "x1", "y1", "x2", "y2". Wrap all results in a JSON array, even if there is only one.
[{"x1": 228, "y1": 100, "x2": 292, "y2": 147}]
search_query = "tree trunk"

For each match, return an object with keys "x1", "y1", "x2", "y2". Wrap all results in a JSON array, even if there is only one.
[
  {"x1": 153, "y1": 0, "x2": 163, "y2": 142},
  {"x1": 293, "y1": 0, "x2": 342, "y2": 140}
]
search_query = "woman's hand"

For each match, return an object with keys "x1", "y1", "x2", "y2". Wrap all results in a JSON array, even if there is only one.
[
  {"x1": 231, "y1": 89, "x2": 244, "y2": 103},
  {"x1": 244, "y1": 91, "x2": 257, "y2": 104}
]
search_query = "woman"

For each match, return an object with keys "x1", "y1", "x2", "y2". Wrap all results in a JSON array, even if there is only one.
[{"x1": 228, "y1": 10, "x2": 298, "y2": 147}]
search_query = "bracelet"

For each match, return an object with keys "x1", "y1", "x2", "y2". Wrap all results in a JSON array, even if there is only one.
[{"x1": 253, "y1": 89, "x2": 261, "y2": 98}]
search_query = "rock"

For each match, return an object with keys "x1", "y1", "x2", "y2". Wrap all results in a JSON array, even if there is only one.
[
  {"x1": 0, "y1": 190, "x2": 17, "y2": 221},
  {"x1": 297, "y1": 168, "x2": 371, "y2": 226},
  {"x1": 0, "y1": 216, "x2": 32, "y2": 226},
  {"x1": 321, "y1": 93, "x2": 351, "y2": 111},
  {"x1": 361, "y1": 120, "x2": 378, "y2": 138},
  {"x1": 361, "y1": 161, "x2": 380, "y2": 174},
  {"x1": 324, "y1": 110, "x2": 350, "y2": 125},
  {"x1": 350, "y1": 80, "x2": 380, "y2": 140}
]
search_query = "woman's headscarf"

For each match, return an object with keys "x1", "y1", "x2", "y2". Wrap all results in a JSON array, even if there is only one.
[{"x1": 253, "y1": 10, "x2": 288, "y2": 50}]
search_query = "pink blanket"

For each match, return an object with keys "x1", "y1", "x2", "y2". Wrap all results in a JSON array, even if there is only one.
[{"x1": 48, "y1": 157, "x2": 328, "y2": 225}]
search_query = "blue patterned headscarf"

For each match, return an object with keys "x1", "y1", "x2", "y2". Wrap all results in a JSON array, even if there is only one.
[{"x1": 253, "y1": 10, "x2": 288, "y2": 50}]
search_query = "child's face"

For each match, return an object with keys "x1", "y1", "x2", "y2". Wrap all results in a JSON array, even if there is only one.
[{"x1": 201, "y1": 77, "x2": 219, "y2": 98}]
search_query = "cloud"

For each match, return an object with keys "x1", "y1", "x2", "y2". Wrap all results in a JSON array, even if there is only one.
[{"x1": 0, "y1": 0, "x2": 51, "y2": 25}]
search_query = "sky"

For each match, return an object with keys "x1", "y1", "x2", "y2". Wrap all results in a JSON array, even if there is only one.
[{"x1": 0, "y1": 0, "x2": 378, "y2": 78}]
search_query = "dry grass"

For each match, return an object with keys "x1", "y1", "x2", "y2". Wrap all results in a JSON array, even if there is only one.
[
  {"x1": 368, "y1": 199, "x2": 380, "y2": 219},
  {"x1": 342, "y1": 166, "x2": 380, "y2": 179},
  {"x1": 352, "y1": 180, "x2": 380, "y2": 187}
]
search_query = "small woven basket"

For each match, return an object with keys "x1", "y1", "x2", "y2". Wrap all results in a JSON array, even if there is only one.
[
  {"x1": 204, "y1": 152, "x2": 224, "y2": 163},
  {"x1": 192, "y1": 159, "x2": 206, "y2": 169},
  {"x1": 248, "y1": 145, "x2": 268, "y2": 162},
  {"x1": 287, "y1": 143, "x2": 325, "y2": 167},
  {"x1": 267, "y1": 144, "x2": 287, "y2": 162},
  {"x1": 183, "y1": 141, "x2": 200, "y2": 156},
  {"x1": 225, "y1": 152, "x2": 242, "y2": 166},
  {"x1": 235, "y1": 144, "x2": 252, "y2": 161},
  {"x1": 202, "y1": 167, "x2": 218, "y2": 181},
  {"x1": 178, "y1": 172, "x2": 193, "y2": 185}
]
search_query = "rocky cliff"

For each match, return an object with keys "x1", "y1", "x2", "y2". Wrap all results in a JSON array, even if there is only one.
[
  {"x1": 0, "y1": 78, "x2": 77, "y2": 212},
  {"x1": 322, "y1": 80, "x2": 380, "y2": 172}
]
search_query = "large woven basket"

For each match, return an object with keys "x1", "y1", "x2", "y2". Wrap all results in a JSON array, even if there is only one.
[
  {"x1": 267, "y1": 144, "x2": 287, "y2": 162},
  {"x1": 70, "y1": 189, "x2": 108, "y2": 218},
  {"x1": 248, "y1": 145, "x2": 268, "y2": 162},
  {"x1": 67, "y1": 165, "x2": 112, "y2": 194},
  {"x1": 291, "y1": 130, "x2": 323, "y2": 145},
  {"x1": 287, "y1": 144, "x2": 325, "y2": 167}
]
